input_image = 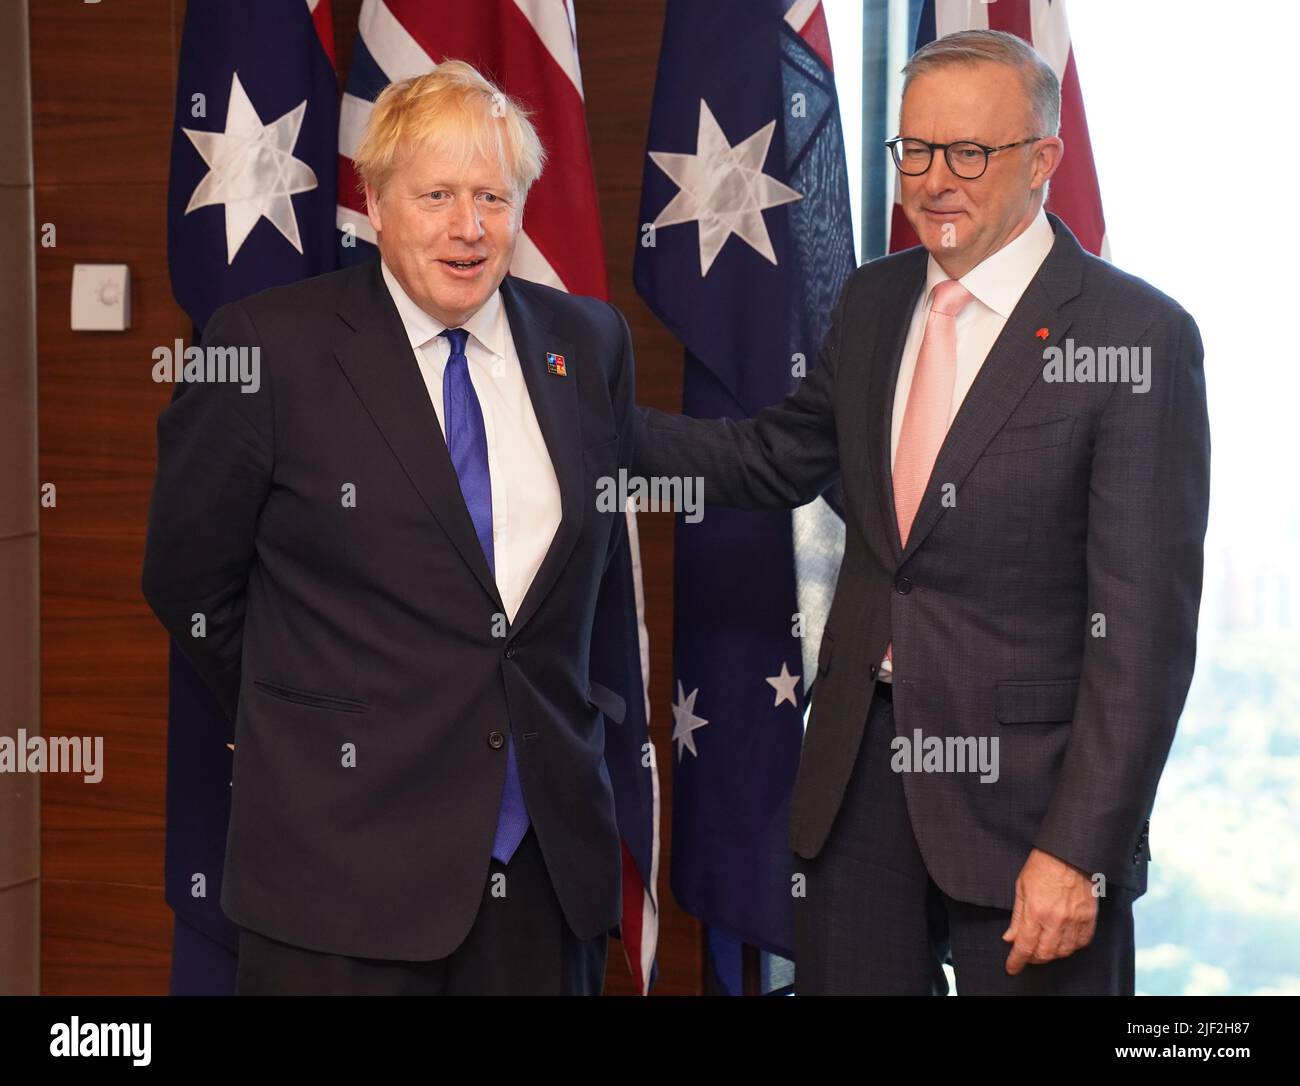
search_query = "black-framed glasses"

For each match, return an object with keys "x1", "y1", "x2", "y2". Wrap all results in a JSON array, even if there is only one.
[{"x1": 885, "y1": 136, "x2": 1042, "y2": 180}]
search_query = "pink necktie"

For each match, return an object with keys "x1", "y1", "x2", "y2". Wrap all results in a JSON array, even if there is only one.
[
  {"x1": 884, "y1": 278, "x2": 973, "y2": 671},
  {"x1": 894, "y1": 278, "x2": 973, "y2": 546}
]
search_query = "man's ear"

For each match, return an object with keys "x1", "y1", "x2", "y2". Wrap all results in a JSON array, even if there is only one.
[
  {"x1": 364, "y1": 180, "x2": 383, "y2": 234},
  {"x1": 1031, "y1": 136, "x2": 1065, "y2": 192}
]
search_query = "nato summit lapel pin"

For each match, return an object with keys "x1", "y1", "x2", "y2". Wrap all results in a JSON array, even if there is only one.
[{"x1": 546, "y1": 351, "x2": 568, "y2": 376}]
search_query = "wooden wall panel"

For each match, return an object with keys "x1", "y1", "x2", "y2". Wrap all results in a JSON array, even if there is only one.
[
  {"x1": 33, "y1": 0, "x2": 181, "y2": 995},
  {"x1": 30, "y1": 0, "x2": 176, "y2": 187},
  {"x1": 33, "y1": 0, "x2": 699, "y2": 996}
]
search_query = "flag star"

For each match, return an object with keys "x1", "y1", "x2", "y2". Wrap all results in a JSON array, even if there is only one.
[
  {"x1": 183, "y1": 71, "x2": 319, "y2": 264},
  {"x1": 648, "y1": 99, "x2": 802, "y2": 277},
  {"x1": 766, "y1": 662, "x2": 801, "y2": 708},
  {"x1": 671, "y1": 680, "x2": 709, "y2": 762}
]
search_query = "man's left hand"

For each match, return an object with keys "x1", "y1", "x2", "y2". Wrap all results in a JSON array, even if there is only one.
[{"x1": 1002, "y1": 847, "x2": 1098, "y2": 974}]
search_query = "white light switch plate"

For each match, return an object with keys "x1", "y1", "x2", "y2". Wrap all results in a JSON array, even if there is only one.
[{"x1": 71, "y1": 263, "x2": 131, "y2": 331}]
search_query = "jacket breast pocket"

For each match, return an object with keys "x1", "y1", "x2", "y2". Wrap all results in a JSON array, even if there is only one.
[
  {"x1": 252, "y1": 678, "x2": 370, "y2": 714},
  {"x1": 980, "y1": 416, "x2": 1074, "y2": 458},
  {"x1": 995, "y1": 678, "x2": 1079, "y2": 724}
]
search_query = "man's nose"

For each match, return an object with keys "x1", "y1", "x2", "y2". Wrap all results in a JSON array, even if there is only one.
[
  {"x1": 449, "y1": 197, "x2": 484, "y2": 241},
  {"x1": 924, "y1": 151, "x2": 959, "y2": 196}
]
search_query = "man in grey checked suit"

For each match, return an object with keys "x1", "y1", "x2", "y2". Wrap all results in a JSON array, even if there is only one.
[{"x1": 633, "y1": 30, "x2": 1210, "y2": 994}]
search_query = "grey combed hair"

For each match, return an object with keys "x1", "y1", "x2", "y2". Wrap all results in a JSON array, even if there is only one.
[{"x1": 901, "y1": 29, "x2": 1060, "y2": 138}]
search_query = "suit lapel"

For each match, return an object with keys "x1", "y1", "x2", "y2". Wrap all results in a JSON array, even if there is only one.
[
  {"x1": 332, "y1": 258, "x2": 503, "y2": 607},
  {"x1": 499, "y1": 275, "x2": 584, "y2": 636},
  {"x1": 898, "y1": 215, "x2": 1086, "y2": 561},
  {"x1": 333, "y1": 267, "x2": 584, "y2": 631},
  {"x1": 864, "y1": 251, "x2": 927, "y2": 562}
]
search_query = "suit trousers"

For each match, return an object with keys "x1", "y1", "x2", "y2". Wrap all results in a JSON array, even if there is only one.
[
  {"x1": 234, "y1": 826, "x2": 608, "y2": 995},
  {"x1": 793, "y1": 689, "x2": 1136, "y2": 995}
]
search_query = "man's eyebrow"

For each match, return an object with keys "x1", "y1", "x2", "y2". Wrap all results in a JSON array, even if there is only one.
[{"x1": 411, "y1": 178, "x2": 512, "y2": 192}]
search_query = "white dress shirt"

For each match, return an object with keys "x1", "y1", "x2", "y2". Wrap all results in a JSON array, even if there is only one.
[
  {"x1": 879, "y1": 208, "x2": 1054, "y2": 681},
  {"x1": 380, "y1": 260, "x2": 561, "y2": 624}
]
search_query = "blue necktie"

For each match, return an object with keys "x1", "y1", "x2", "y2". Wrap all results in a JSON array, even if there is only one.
[{"x1": 440, "y1": 327, "x2": 530, "y2": 864}]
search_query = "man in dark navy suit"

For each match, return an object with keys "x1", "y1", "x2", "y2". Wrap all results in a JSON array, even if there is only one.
[{"x1": 143, "y1": 61, "x2": 633, "y2": 995}]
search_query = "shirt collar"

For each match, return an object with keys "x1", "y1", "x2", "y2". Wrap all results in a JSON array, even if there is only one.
[
  {"x1": 379, "y1": 258, "x2": 506, "y2": 359},
  {"x1": 922, "y1": 207, "x2": 1054, "y2": 319}
]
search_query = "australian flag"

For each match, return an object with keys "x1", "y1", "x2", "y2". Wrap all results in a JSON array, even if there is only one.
[
  {"x1": 164, "y1": 0, "x2": 339, "y2": 994},
  {"x1": 634, "y1": 0, "x2": 855, "y2": 988},
  {"x1": 169, "y1": 0, "x2": 339, "y2": 330}
]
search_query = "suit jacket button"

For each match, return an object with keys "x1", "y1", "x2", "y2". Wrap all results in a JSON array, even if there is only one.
[
  {"x1": 895, "y1": 576, "x2": 912, "y2": 595},
  {"x1": 488, "y1": 731, "x2": 506, "y2": 750},
  {"x1": 504, "y1": 643, "x2": 516, "y2": 659}
]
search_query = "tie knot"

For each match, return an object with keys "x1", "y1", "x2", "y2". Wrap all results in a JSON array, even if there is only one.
[
  {"x1": 930, "y1": 279, "x2": 973, "y2": 318},
  {"x1": 440, "y1": 327, "x2": 469, "y2": 357}
]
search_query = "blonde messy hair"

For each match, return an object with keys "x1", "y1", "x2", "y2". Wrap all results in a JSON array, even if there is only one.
[{"x1": 353, "y1": 60, "x2": 546, "y2": 202}]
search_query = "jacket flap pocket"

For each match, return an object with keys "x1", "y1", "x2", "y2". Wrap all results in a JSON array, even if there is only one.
[
  {"x1": 995, "y1": 678, "x2": 1079, "y2": 724},
  {"x1": 587, "y1": 680, "x2": 626, "y2": 724},
  {"x1": 981, "y1": 416, "x2": 1074, "y2": 457},
  {"x1": 252, "y1": 679, "x2": 369, "y2": 714}
]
